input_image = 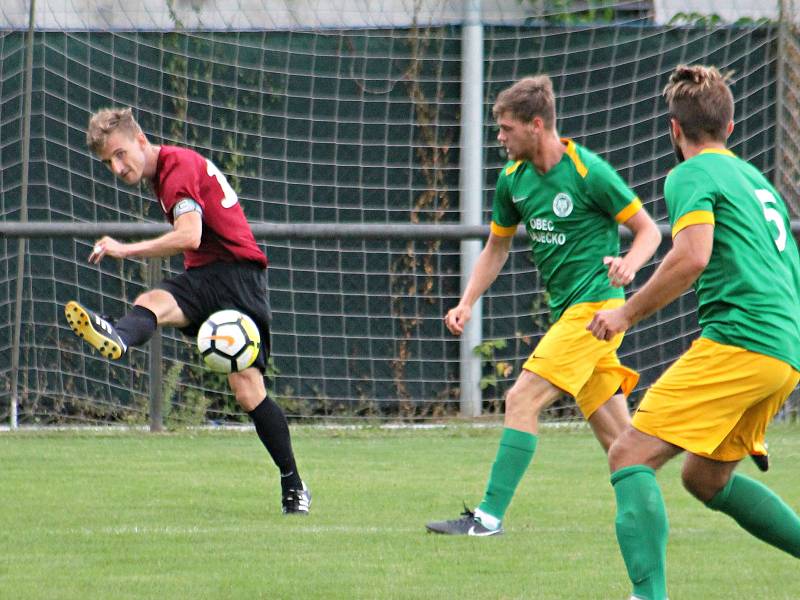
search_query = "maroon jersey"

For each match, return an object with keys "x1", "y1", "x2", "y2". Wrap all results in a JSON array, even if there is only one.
[{"x1": 151, "y1": 146, "x2": 267, "y2": 269}]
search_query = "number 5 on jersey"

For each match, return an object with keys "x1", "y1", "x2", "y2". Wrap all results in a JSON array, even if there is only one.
[{"x1": 755, "y1": 189, "x2": 787, "y2": 252}]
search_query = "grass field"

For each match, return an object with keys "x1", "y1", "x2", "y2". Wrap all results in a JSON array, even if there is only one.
[{"x1": 1, "y1": 424, "x2": 799, "y2": 599}]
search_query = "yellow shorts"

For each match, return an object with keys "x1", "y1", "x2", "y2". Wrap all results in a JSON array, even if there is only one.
[
  {"x1": 633, "y1": 337, "x2": 800, "y2": 461},
  {"x1": 522, "y1": 298, "x2": 639, "y2": 419}
]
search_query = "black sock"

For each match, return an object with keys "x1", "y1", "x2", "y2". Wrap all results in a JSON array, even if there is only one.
[
  {"x1": 114, "y1": 305, "x2": 158, "y2": 347},
  {"x1": 248, "y1": 396, "x2": 302, "y2": 491}
]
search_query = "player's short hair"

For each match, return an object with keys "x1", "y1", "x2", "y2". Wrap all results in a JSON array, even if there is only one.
[
  {"x1": 663, "y1": 64, "x2": 734, "y2": 144},
  {"x1": 86, "y1": 107, "x2": 142, "y2": 155},
  {"x1": 492, "y1": 75, "x2": 556, "y2": 129}
]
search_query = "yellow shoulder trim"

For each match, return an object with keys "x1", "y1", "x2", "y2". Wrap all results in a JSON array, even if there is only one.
[
  {"x1": 562, "y1": 139, "x2": 588, "y2": 178},
  {"x1": 672, "y1": 210, "x2": 715, "y2": 238},
  {"x1": 615, "y1": 197, "x2": 642, "y2": 224},
  {"x1": 699, "y1": 148, "x2": 735, "y2": 157},
  {"x1": 505, "y1": 160, "x2": 523, "y2": 176},
  {"x1": 491, "y1": 222, "x2": 518, "y2": 237}
]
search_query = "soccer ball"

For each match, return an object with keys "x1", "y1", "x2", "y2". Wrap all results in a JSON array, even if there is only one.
[{"x1": 196, "y1": 309, "x2": 261, "y2": 373}]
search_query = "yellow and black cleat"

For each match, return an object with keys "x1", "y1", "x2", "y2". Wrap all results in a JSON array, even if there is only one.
[{"x1": 64, "y1": 300, "x2": 127, "y2": 360}]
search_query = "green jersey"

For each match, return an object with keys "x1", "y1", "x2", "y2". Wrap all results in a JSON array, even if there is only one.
[
  {"x1": 491, "y1": 139, "x2": 642, "y2": 321},
  {"x1": 665, "y1": 148, "x2": 800, "y2": 370}
]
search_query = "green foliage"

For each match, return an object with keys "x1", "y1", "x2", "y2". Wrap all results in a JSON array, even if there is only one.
[
  {"x1": 520, "y1": 0, "x2": 630, "y2": 24},
  {"x1": 734, "y1": 16, "x2": 774, "y2": 26},
  {"x1": 473, "y1": 338, "x2": 513, "y2": 392},
  {"x1": 472, "y1": 288, "x2": 549, "y2": 408},
  {"x1": 161, "y1": 361, "x2": 227, "y2": 427},
  {"x1": 387, "y1": 24, "x2": 455, "y2": 420},
  {"x1": 668, "y1": 11, "x2": 724, "y2": 27},
  {"x1": 173, "y1": 364, "x2": 226, "y2": 426},
  {"x1": 160, "y1": 362, "x2": 184, "y2": 415},
  {"x1": 264, "y1": 354, "x2": 280, "y2": 381},
  {"x1": 668, "y1": 12, "x2": 776, "y2": 27},
  {"x1": 530, "y1": 288, "x2": 552, "y2": 331}
]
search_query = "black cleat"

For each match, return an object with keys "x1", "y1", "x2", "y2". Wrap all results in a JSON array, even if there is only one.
[
  {"x1": 282, "y1": 481, "x2": 311, "y2": 515},
  {"x1": 64, "y1": 300, "x2": 127, "y2": 360},
  {"x1": 426, "y1": 504, "x2": 503, "y2": 536},
  {"x1": 751, "y1": 452, "x2": 769, "y2": 472}
]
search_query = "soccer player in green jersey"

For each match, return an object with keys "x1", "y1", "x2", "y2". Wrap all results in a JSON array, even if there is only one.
[
  {"x1": 588, "y1": 65, "x2": 800, "y2": 599},
  {"x1": 426, "y1": 75, "x2": 661, "y2": 536}
]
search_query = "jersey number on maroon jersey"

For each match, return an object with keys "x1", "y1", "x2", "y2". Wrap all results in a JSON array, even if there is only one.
[{"x1": 206, "y1": 159, "x2": 239, "y2": 208}]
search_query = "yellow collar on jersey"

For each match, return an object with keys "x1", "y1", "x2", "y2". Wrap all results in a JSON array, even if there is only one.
[
  {"x1": 562, "y1": 138, "x2": 588, "y2": 178},
  {"x1": 504, "y1": 138, "x2": 588, "y2": 178},
  {"x1": 698, "y1": 148, "x2": 735, "y2": 157}
]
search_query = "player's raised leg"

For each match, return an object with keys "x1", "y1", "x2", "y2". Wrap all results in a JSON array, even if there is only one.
[
  {"x1": 64, "y1": 300, "x2": 129, "y2": 359},
  {"x1": 694, "y1": 455, "x2": 800, "y2": 557},
  {"x1": 680, "y1": 386, "x2": 800, "y2": 558},
  {"x1": 65, "y1": 289, "x2": 185, "y2": 360}
]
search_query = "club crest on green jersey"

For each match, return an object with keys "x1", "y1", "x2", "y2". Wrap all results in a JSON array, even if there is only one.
[{"x1": 553, "y1": 192, "x2": 573, "y2": 217}]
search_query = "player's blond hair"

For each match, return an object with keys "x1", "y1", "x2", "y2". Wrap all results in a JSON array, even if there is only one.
[
  {"x1": 663, "y1": 64, "x2": 734, "y2": 143},
  {"x1": 492, "y1": 75, "x2": 556, "y2": 129},
  {"x1": 86, "y1": 107, "x2": 142, "y2": 155}
]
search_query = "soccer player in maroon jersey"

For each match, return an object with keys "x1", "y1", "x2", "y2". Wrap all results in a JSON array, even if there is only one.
[{"x1": 65, "y1": 107, "x2": 310, "y2": 514}]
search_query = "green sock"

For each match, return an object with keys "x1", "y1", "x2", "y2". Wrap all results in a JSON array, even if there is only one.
[
  {"x1": 477, "y1": 428, "x2": 537, "y2": 521},
  {"x1": 611, "y1": 465, "x2": 669, "y2": 600},
  {"x1": 707, "y1": 473, "x2": 800, "y2": 558}
]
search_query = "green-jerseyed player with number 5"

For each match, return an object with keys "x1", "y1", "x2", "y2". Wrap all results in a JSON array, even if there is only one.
[
  {"x1": 588, "y1": 65, "x2": 800, "y2": 599},
  {"x1": 426, "y1": 75, "x2": 661, "y2": 536}
]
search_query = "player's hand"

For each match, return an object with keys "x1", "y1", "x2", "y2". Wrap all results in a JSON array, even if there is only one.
[
  {"x1": 89, "y1": 236, "x2": 126, "y2": 264},
  {"x1": 444, "y1": 304, "x2": 472, "y2": 336},
  {"x1": 587, "y1": 307, "x2": 631, "y2": 341},
  {"x1": 603, "y1": 255, "x2": 635, "y2": 287}
]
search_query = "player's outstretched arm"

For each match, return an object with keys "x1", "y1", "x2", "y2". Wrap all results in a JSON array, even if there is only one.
[
  {"x1": 445, "y1": 232, "x2": 512, "y2": 336},
  {"x1": 89, "y1": 212, "x2": 202, "y2": 263},
  {"x1": 588, "y1": 223, "x2": 712, "y2": 340},
  {"x1": 605, "y1": 208, "x2": 661, "y2": 287}
]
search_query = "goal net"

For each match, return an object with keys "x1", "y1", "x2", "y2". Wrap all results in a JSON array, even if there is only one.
[{"x1": 1, "y1": 0, "x2": 797, "y2": 425}]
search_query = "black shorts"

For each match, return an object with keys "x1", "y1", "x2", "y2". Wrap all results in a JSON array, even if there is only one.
[{"x1": 156, "y1": 261, "x2": 271, "y2": 372}]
